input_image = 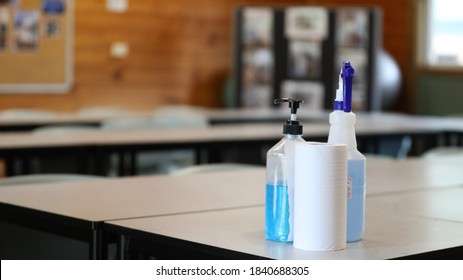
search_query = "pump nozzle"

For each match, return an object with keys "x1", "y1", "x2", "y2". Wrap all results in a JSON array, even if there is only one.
[
  {"x1": 274, "y1": 98, "x2": 304, "y2": 135},
  {"x1": 274, "y1": 98, "x2": 303, "y2": 121},
  {"x1": 341, "y1": 61, "x2": 355, "y2": 112}
]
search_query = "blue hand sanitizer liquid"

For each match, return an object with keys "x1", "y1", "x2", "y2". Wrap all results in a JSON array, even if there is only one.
[{"x1": 265, "y1": 184, "x2": 290, "y2": 241}]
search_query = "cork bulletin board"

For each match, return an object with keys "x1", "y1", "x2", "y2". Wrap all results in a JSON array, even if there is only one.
[{"x1": 0, "y1": 0, "x2": 73, "y2": 93}]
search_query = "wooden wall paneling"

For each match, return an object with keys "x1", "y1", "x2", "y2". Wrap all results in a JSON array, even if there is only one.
[{"x1": 0, "y1": 0, "x2": 413, "y2": 113}]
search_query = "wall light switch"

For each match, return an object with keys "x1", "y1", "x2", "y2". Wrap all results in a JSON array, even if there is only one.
[
  {"x1": 106, "y1": 0, "x2": 128, "y2": 13},
  {"x1": 110, "y1": 42, "x2": 129, "y2": 59}
]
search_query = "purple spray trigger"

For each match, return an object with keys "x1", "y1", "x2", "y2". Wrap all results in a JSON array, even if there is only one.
[{"x1": 341, "y1": 61, "x2": 355, "y2": 112}]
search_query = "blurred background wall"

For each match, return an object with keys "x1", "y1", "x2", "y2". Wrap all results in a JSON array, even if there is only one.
[{"x1": 0, "y1": 0, "x2": 415, "y2": 113}]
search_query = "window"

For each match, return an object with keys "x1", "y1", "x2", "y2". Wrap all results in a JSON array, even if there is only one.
[{"x1": 418, "y1": 0, "x2": 463, "y2": 68}]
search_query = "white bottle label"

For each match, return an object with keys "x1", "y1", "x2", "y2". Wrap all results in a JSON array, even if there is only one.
[{"x1": 347, "y1": 178, "x2": 353, "y2": 199}]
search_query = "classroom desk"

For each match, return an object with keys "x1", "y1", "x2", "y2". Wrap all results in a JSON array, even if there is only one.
[
  {"x1": 0, "y1": 124, "x2": 312, "y2": 176},
  {"x1": 0, "y1": 110, "x2": 460, "y2": 177},
  {"x1": 0, "y1": 107, "x2": 461, "y2": 135},
  {"x1": 1, "y1": 158, "x2": 463, "y2": 259},
  {"x1": 0, "y1": 108, "x2": 329, "y2": 131},
  {"x1": 105, "y1": 187, "x2": 463, "y2": 260},
  {"x1": 1, "y1": 119, "x2": 441, "y2": 150},
  {"x1": 0, "y1": 113, "x2": 107, "y2": 132},
  {"x1": 206, "y1": 108, "x2": 329, "y2": 124},
  {"x1": 0, "y1": 118, "x2": 448, "y2": 176},
  {"x1": 0, "y1": 108, "x2": 326, "y2": 131},
  {"x1": 0, "y1": 169, "x2": 264, "y2": 259}
]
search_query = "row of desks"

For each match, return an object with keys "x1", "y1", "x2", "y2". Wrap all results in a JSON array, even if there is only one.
[
  {"x1": 1, "y1": 157, "x2": 463, "y2": 259},
  {"x1": 1, "y1": 111, "x2": 462, "y2": 176},
  {"x1": 0, "y1": 108, "x2": 324, "y2": 129},
  {"x1": 0, "y1": 108, "x2": 462, "y2": 132}
]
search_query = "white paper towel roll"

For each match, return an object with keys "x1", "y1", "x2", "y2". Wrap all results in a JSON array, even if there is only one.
[
  {"x1": 293, "y1": 142, "x2": 347, "y2": 251},
  {"x1": 283, "y1": 139, "x2": 297, "y2": 241}
]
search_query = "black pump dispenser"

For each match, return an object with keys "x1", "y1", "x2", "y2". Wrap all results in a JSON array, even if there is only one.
[{"x1": 274, "y1": 98, "x2": 303, "y2": 135}]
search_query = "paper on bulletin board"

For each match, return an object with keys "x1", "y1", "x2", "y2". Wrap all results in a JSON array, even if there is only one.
[{"x1": 0, "y1": 0, "x2": 73, "y2": 94}]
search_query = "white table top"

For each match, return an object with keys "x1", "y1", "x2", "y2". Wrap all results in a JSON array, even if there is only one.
[
  {"x1": 0, "y1": 108, "x2": 460, "y2": 152},
  {"x1": 366, "y1": 157, "x2": 463, "y2": 194},
  {"x1": 1, "y1": 157, "x2": 463, "y2": 259},
  {"x1": 0, "y1": 113, "x2": 102, "y2": 127},
  {"x1": 106, "y1": 187, "x2": 463, "y2": 260},
  {"x1": 0, "y1": 108, "x2": 461, "y2": 132},
  {"x1": 0, "y1": 116, "x2": 452, "y2": 150},
  {"x1": 0, "y1": 124, "x2": 315, "y2": 149},
  {"x1": 0, "y1": 109, "x2": 461, "y2": 156},
  {"x1": 0, "y1": 169, "x2": 264, "y2": 221},
  {"x1": 0, "y1": 158, "x2": 462, "y2": 222}
]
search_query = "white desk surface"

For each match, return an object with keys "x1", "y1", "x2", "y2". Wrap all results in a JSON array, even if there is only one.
[
  {"x1": 0, "y1": 158, "x2": 462, "y2": 223},
  {"x1": 0, "y1": 108, "x2": 326, "y2": 129},
  {"x1": 1, "y1": 157, "x2": 463, "y2": 259},
  {"x1": 0, "y1": 108, "x2": 460, "y2": 151},
  {"x1": 106, "y1": 187, "x2": 463, "y2": 260},
  {"x1": 0, "y1": 169, "x2": 264, "y2": 222},
  {"x1": 366, "y1": 157, "x2": 463, "y2": 194},
  {"x1": 0, "y1": 116, "x2": 452, "y2": 150},
  {"x1": 0, "y1": 113, "x2": 103, "y2": 126},
  {"x1": 0, "y1": 108, "x2": 314, "y2": 127},
  {"x1": 0, "y1": 108, "x2": 461, "y2": 132},
  {"x1": 207, "y1": 109, "x2": 460, "y2": 133},
  {"x1": 0, "y1": 108, "x2": 349, "y2": 126},
  {"x1": 192, "y1": 109, "x2": 463, "y2": 133},
  {"x1": 0, "y1": 124, "x2": 319, "y2": 149}
]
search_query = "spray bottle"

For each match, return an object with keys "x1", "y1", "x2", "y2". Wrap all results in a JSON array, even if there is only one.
[
  {"x1": 265, "y1": 98, "x2": 305, "y2": 242},
  {"x1": 327, "y1": 61, "x2": 366, "y2": 242}
]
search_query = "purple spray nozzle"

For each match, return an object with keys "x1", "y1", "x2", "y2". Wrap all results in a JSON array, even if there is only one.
[{"x1": 341, "y1": 61, "x2": 355, "y2": 112}]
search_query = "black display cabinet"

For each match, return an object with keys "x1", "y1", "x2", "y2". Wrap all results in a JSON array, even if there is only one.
[{"x1": 232, "y1": 6, "x2": 382, "y2": 111}]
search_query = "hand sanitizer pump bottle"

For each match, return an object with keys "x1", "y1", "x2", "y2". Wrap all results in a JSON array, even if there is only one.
[
  {"x1": 328, "y1": 62, "x2": 366, "y2": 242},
  {"x1": 265, "y1": 98, "x2": 305, "y2": 242}
]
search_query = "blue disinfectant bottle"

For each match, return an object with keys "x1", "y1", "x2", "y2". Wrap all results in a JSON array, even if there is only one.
[
  {"x1": 327, "y1": 62, "x2": 366, "y2": 242},
  {"x1": 265, "y1": 98, "x2": 305, "y2": 242}
]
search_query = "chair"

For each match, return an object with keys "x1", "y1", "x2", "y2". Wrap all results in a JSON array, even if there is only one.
[
  {"x1": 76, "y1": 106, "x2": 136, "y2": 118},
  {"x1": 0, "y1": 173, "x2": 102, "y2": 186},
  {"x1": 422, "y1": 147, "x2": 463, "y2": 162},
  {"x1": 371, "y1": 135, "x2": 412, "y2": 159},
  {"x1": 32, "y1": 124, "x2": 99, "y2": 135},
  {"x1": 101, "y1": 116, "x2": 163, "y2": 176},
  {"x1": 0, "y1": 108, "x2": 57, "y2": 119},
  {"x1": 150, "y1": 106, "x2": 209, "y2": 173},
  {"x1": 28, "y1": 125, "x2": 101, "y2": 174},
  {"x1": 100, "y1": 116, "x2": 158, "y2": 131},
  {"x1": 151, "y1": 105, "x2": 208, "y2": 128},
  {"x1": 101, "y1": 106, "x2": 210, "y2": 175}
]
